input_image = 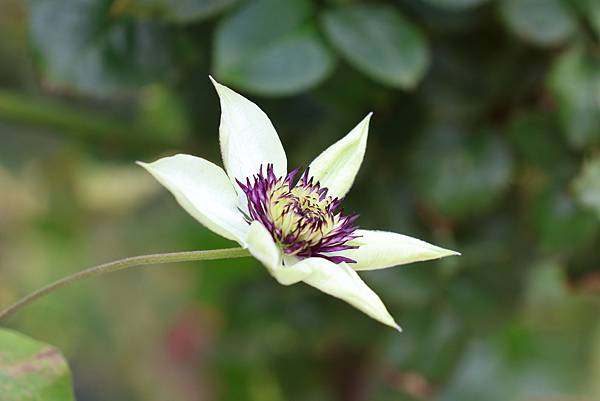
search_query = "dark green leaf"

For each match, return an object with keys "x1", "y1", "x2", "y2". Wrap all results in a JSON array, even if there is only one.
[
  {"x1": 213, "y1": 0, "x2": 334, "y2": 96},
  {"x1": 411, "y1": 127, "x2": 514, "y2": 221},
  {"x1": 507, "y1": 112, "x2": 568, "y2": 169},
  {"x1": 321, "y1": 4, "x2": 429, "y2": 89},
  {"x1": 0, "y1": 328, "x2": 75, "y2": 401},
  {"x1": 438, "y1": 325, "x2": 589, "y2": 401},
  {"x1": 573, "y1": 156, "x2": 600, "y2": 220},
  {"x1": 28, "y1": 0, "x2": 172, "y2": 95},
  {"x1": 439, "y1": 261, "x2": 597, "y2": 401},
  {"x1": 111, "y1": 0, "x2": 236, "y2": 23},
  {"x1": 588, "y1": 1, "x2": 600, "y2": 35},
  {"x1": 566, "y1": 0, "x2": 600, "y2": 36},
  {"x1": 421, "y1": 0, "x2": 490, "y2": 11},
  {"x1": 499, "y1": 0, "x2": 576, "y2": 47},
  {"x1": 548, "y1": 44, "x2": 600, "y2": 149},
  {"x1": 534, "y1": 189, "x2": 598, "y2": 254}
]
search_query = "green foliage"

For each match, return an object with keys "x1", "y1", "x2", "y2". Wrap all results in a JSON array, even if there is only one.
[
  {"x1": 2, "y1": 0, "x2": 600, "y2": 399},
  {"x1": 213, "y1": 0, "x2": 333, "y2": 95},
  {"x1": 411, "y1": 127, "x2": 514, "y2": 220},
  {"x1": 500, "y1": 0, "x2": 576, "y2": 47},
  {"x1": 573, "y1": 156, "x2": 600, "y2": 220},
  {"x1": 507, "y1": 111, "x2": 568, "y2": 169},
  {"x1": 321, "y1": 4, "x2": 429, "y2": 89},
  {"x1": 549, "y1": 44, "x2": 600, "y2": 149},
  {"x1": 534, "y1": 189, "x2": 598, "y2": 254},
  {"x1": 0, "y1": 329, "x2": 75, "y2": 401},
  {"x1": 112, "y1": 0, "x2": 236, "y2": 23},
  {"x1": 421, "y1": 0, "x2": 490, "y2": 10},
  {"x1": 28, "y1": 0, "x2": 172, "y2": 95}
]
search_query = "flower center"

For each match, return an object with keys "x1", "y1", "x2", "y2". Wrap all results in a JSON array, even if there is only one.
[{"x1": 237, "y1": 164, "x2": 360, "y2": 264}]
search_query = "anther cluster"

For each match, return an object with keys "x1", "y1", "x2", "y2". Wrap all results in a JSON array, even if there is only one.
[{"x1": 238, "y1": 164, "x2": 360, "y2": 263}]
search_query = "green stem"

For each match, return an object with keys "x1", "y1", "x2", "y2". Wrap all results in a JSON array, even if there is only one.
[{"x1": 0, "y1": 248, "x2": 251, "y2": 321}]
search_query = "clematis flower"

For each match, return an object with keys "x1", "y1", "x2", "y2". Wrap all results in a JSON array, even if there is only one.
[{"x1": 138, "y1": 78, "x2": 459, "y2": 330}]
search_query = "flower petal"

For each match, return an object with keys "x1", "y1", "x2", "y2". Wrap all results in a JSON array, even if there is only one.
[
  {"x1": 246, "y1": 221, "x2": 311, "y2": 285},
  {"x1": 308, "y1": 113, "x2": 371, "y2": 198},
  {"x1": 210, "y1": 77, "x2": 287, "y2": 184},
  {"x1": 246, "y1": 222, "x2": 401, "y2": 329},
  {"x1": 138, "y1": 154, "x2": 249, "y2": 244},
  {"x1": 341, "y1": 229, "x2": 460, "y2": 271},
  {"x1": 300, "y1": 257, "x2": 400, "y2": 330}
]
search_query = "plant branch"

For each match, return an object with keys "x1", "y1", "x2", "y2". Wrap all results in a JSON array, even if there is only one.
[{"x1": 0, "y1": 247, "x2": 251, "y2": 321}]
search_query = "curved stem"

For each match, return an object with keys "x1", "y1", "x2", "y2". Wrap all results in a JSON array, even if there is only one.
[{"x1": 0, "y1": 247, "x2": 251, "y2": 321}]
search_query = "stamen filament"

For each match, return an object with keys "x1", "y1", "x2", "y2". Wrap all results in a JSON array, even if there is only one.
[{"x1": 238, "y1": 164, "x2": 359, "y2": 263}]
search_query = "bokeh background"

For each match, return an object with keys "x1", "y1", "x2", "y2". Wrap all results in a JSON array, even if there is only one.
[{"x1": 1, "y1": 0, "x2": 600, "y2": 400}]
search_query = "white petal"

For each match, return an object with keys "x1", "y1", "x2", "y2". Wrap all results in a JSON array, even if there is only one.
[
  {"x1": 246, "y1": 222, "x2": 401, "y2": 329},
  {"x1": 138, "y1": 154, "x2": 249, "y2": 244},
  {"x1": 300, "y1": 258, "x2": 400, "y2": 330},
  {"x1": 210, "y1": 77, "x2": 287, "y2": 184},
  {"x1": 342, "y1": 230, "x2": 460, "y2": 271},
  {"x1": 246, "y1": 221, "x2": 311, "y2": 285},
  {"x1": 308, "y1": 113, "x2": 371, "y2": 198}
]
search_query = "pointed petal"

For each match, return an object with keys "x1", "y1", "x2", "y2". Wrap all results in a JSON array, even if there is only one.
[
  {"x1": 210, "y1": 77, "x2": 287, "y2": 184},
  {"x1": 300, "y1": 257, "x2": 400, "y2": 330},
  {"x1": 246, "y1": 221, "x2": 311, "y2": 285},
  {"x1": 138, "y1": 154, "x2": 249, "y2": 244},
  {"x1": 246, "y1": 222, "x2": 402, "y2": 329},
  {"x1": 308, "y1": 113, "x2": 371, "y2": 198},
  {"x1": 342, "y1": 229, "x2": 460, "y2": 271}
]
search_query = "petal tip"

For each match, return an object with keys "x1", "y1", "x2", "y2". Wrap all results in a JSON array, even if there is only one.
[
  {"x1": 136, "y1": 160, "x2": 153, "y2": 171},
  {"x1": 357, "y1": 113, "x2": 372, "y2": 137},
  {"x1": 209, "y1": 75, "x2": 226, "y2": 93},
  {"x1": 444, "y1": 249, "x2": 461, "y2": 257},
  {"x1": 433, "y1": 245, "x2": 461, "y2": 259},
  {"x1": 395, "y1": 324, "x2": 403, "y2": 333}
]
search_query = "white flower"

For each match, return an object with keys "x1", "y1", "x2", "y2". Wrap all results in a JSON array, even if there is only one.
[{"x1": 138, "y1": 78, "x2": 459, "y2": 330}]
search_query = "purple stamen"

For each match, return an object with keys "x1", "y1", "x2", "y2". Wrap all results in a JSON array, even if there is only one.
[{"x1": 238, "y1": 164, "x2": 360, "y2": 264}]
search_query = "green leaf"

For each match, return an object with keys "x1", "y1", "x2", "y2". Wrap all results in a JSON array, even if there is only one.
[
  {"x1": 28, "y1": 0, "x2": 172, "y2": 95},
  {"x1": 0, "y1": 328, "x2": 75, "y2": 401},
  {"x1": 548, "y1": 44, "x2": 600, "y2": 149},
  {"x1": 567, "y1": 0, "x2": 600, "y2": 36},
  {"x1": 213, "y1": 0, "x2": 334, "y2": 96},
  {"x1": 111, "y1": 0, "x2": 236, "y2": 23},
  {"x1": 420, "y1": 0, "x2": 490, "y2": 11},
  {"x1": 410, "y1": 127, "x2": 514, "y2": 221},
  {"x1": 507, "y1": 111, "x2": 568, "y2": 169},
  {"x1": 534, "y1": 189, "x2": 598, "y2": 254},
  {"x1": 573, "y1": 156, "x2": 600, "y2": 220},
  {"x1": 440, "y1": 260, "x2": 598, "y2": 401},
  {"x1": 321, "y1": 4, "x2": 429, "y2": 89},
  {"x1": 499, "y1": 0, "x2": 577, "y2": 47},
  {"x1": 586, "y1": 1, "x2": 600, "y2": 35}
]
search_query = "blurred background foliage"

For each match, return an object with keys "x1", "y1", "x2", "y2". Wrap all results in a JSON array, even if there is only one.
[{"x1": 1, "y1": 0, "x2": 600, "y2": 399}]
